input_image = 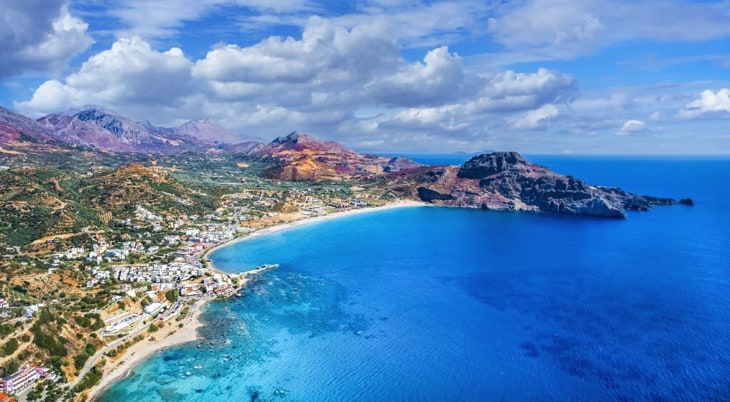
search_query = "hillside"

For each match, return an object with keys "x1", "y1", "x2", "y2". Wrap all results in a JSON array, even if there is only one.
[
  {"x1": 0, "y1": 168, "x2": 102, "y2": 246},
  {"x1": 79, "y1": 163, "x2": 218, "y2": 218},
  {"x1": 255, "y1": 132, "x2": 422, "y2": 181},
  {"x1": 38, "y1": 107, "x2": 206, "y2": 153},
  {"x1": 0, "y1": 107, "x2": 72, "y2": 157},
  {"x1": 0, "y1": 163, "x2": 219, "y2": 248},
  {"x1": 0, "y1": 105, "x2": 685, "y2": 219}
]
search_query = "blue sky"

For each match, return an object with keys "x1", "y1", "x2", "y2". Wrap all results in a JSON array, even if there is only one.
[{"x1": 1, "y1": 0, "x2": 729, "y2": 154}]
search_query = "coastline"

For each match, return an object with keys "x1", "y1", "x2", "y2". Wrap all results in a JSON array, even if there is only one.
[
  {"x1": 203, "y1": 199, "x2": 428, "y2": 273},
  {"x1": 87, "y1": 297, "x2": 211, "y2": 401},
  {"x1": 87, "y1": 199, "x2": 427, "y2": 400}
]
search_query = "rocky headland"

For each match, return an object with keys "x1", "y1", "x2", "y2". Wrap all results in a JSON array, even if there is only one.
[{"x1": 388, "y1": 152, "x2": 683, "y2": 218}]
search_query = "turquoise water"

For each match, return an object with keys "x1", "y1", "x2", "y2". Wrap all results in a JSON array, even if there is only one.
[{"x1": 101, "y1": 158, "x2": 730, "y2": 401}]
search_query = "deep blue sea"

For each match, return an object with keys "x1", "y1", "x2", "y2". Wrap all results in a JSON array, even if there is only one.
[{"x1": 101, "y1": 157, "x2": 730, "y2": 401}]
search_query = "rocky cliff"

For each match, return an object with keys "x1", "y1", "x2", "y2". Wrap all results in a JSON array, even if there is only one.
[{"x1": 389, "y1": 152, "x2": 679, "y2": 218}]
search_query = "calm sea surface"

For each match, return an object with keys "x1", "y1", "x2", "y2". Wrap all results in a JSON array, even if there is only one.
[{"x1": 102, "y1": 157, "x2": 730, "y2": 401}]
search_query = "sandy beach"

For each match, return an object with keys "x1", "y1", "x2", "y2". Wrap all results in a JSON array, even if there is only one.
[
  {"x1": 203, "y1": 199, "x2": 428, "y2": 273},
  {"x1": 87, "y1": 199, "x2": 427, "y2": 400},
  {"x1": 86, "y1": 298, "x2": 210, "y2": 400}
]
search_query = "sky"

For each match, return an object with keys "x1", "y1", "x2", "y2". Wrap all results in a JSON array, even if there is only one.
[{"x1": 0, "y1": 0, "x2": 729, "y2": 154}]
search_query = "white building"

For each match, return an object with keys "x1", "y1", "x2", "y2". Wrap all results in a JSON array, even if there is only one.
[
  {"x1": 104, "y1": 314, "x2": 140, "y2": 334},
  {"x1": 144, "y1": 302, "x2": 165, "y2": 316}
]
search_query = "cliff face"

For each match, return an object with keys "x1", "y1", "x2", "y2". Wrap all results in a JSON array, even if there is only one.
[{"x1": 389, "y1": 152, "x2": 677, "y2": 218}]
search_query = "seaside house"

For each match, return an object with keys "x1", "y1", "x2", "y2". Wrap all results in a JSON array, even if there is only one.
[{"x1": 1, "y1": 364, "x2": 55, "y2": 394}]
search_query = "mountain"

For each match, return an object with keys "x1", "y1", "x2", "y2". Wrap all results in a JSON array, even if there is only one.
[
  {"x1": 255, "y1": 131, "x2": 423, "y2": 181},
  {"x1": 38, "y1": 106, "x2": 212, "y2": 153},
  {"x1": 0, "y1": 106, "x2": 61, "y2": 154},
  {"x1": 387, "y1": 152, "x2": 678, "y2": 218},
  {"x1": 176, "y1": 119, "x2": 240, "y2": 144},
  {"x1": 1, "y1": 105, "x2": 684, "y2": 219}
]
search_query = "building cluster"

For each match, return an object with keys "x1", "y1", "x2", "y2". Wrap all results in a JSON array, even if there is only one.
[
  {"x1": 0, "y1": 364, "x2": 56, "y2": 395},
  {"x1": 112, "y1": 263, "x2": 205, "y2": 284}
]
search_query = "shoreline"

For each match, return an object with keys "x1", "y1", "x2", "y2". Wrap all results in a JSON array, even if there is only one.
[
  {"x1": 87, "y1": 297, "x2": 211, "y2": 401},
  {"x1": 203, "y1": 199, "x2": 428, "y2": 273},
  {"x1": 87, "y1": 199, "x2": 427, "y2": 400}
]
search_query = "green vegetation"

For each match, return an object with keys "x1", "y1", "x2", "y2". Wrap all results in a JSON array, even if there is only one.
[
  {"x1": 2, "y1": 337, "x2": 19, "y2": 354},
  {"x1": 31, "y1": 308, "x2": 67, "y2": 358},
  {"x1": 74, "y1": 342, "x2": 97, "y2": 370},
  {"x1": 73, "y1": 361, "x2": 104, "y2": 393},
  {"x1": 0, "y1": 323, "x2": 14, "y2": 336},
  {"x1": 5, "y1": 359, "x2": 20, "y2": 375},
  {"x1": 165, "y1": 289, "x2": 179, "y2": 303},
  {"x1": 73, "y1": 312, "x2": 105, "y2": 331}
]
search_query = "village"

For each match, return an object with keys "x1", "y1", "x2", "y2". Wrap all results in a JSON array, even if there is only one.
[{"x1": 0, "y1": 183, "x2": 386, "y2": 401}]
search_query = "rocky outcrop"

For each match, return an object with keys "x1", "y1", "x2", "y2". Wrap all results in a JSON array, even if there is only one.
[
  {"x1": 383, "y1": 156, "x2": 423, "y2": 173},
  {"x1": 458, "y1": 152, "x2": 528, "y2": 179},
  {"x1": 388, "y1": 152, "x2": 681, "y2": 218},
  {"x1": 417, "y1": 187, "x2": 454, "y2": 202}
]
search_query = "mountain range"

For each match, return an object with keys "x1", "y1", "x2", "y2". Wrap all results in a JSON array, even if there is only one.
[{"x1": 0, "y1": 105, "x2": 687, "y2": 219}]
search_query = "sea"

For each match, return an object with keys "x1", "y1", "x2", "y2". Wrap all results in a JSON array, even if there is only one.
[{"x1": 100, "y1": 156, "x2": 730, "y2": 401}]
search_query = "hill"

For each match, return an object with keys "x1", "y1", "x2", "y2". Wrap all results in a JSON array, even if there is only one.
[
  {"x1": 0, "y1": 107, "x2": 70, "y2": 157},
  {"x1": 0, "y1": 163, "x2": 219, "y2": 247},
  {"x1": 255, "y1": 132, "x2": 422, "y2": 181},
  {"x1": 387, "y1": 152, "x2": 678, "y2": 218}
]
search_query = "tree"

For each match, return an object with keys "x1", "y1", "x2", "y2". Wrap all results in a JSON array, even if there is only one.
[
  {"x1": 6, "y1": 359, "x2": 19, "y2": 375},
  {"x1": 164, "y1": 289, "x2": 178, "y2": 303},
  {"x1": 4, "y1": 338, "x2": 18, "y2": 354}
]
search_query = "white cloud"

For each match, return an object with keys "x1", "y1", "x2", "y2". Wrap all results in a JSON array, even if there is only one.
[
  {"x1": 334, "y1": 0, "x2": 491, "y2": 48},
  {"x1": 17, "y1": 37, "x2": 194, "y2": 116},
  {"x1": 368, "y1": 46, "x2": 465, "y2": 107},
  {"x1": 0, "y1": 1, "x2": 93, "y2": 78},
  {"x1": 194, "y1": 16, "x2": 398, "y2": 89},
  {"x1": 677, "y1": 88, "x2": 730, "y2": 119},
  {"x1": 469, "y1": 68, "x2": 576, "y2": 113},
  {"x1": 487, "y1": 0, "x2": 730, "y2": 58},
  {"x1": 617, "y1": 119, "x2": 649, "y2": 135},
  {"x1": 488, "y1": 1, "x2": 604, "y2": 48},
  {"x1": 17, "y1": 16, "x2": 577, "y2": 150},
  {"x1": 511, "y1": 104, "x2": 559, "y2": 129}
]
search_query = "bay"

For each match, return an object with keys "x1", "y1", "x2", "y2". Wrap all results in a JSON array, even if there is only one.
[{"x1": 101, "y1": 158, "x2": 730, "y2": 401}]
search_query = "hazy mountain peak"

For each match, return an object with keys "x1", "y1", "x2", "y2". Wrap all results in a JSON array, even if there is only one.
[{"x1": 176, "y1": 119, "x2": 239, "y2": 143}]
